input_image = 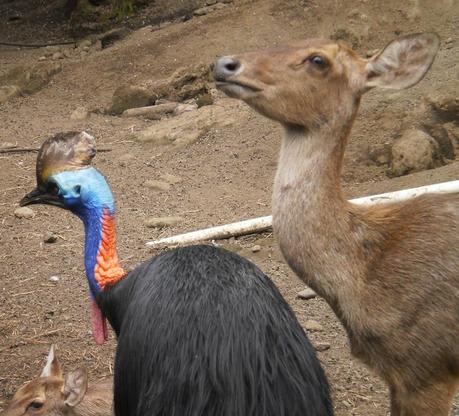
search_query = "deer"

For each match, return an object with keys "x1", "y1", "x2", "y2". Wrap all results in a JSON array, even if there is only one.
[
  {"x1": 0, "y1": 346, "x2": 112, "y2": 416},
  {"x1": 213, "y1": 33, "x2": 459, "y2": 415}
]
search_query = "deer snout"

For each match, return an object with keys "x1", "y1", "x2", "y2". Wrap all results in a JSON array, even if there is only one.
[{"x1": 213, "y1": 56, "x2": 242, "y2": 81}]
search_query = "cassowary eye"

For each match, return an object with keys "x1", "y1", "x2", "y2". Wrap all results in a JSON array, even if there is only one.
[
  {"x1": 47, "y1": 182, "x2": 59, "y2": 196},
  {"x1": 27, "y1": 401, "x2": 44, "y2": 411}
]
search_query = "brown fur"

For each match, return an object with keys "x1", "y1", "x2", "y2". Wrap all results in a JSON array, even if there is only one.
[
  {"x1": 214, "y1": 33, "x2": 459, "y2": 415},
  {"x1": 0, "y1": 349, "x2": 112, "y2": 416}
]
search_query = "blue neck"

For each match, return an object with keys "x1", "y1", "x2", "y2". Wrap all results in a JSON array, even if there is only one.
[
  {"x1": 81, "y1": 206, "x2": 105, "y2": 298},
  {"x1": 51, "y1": 168, "x2": 116, "y2": 299}
]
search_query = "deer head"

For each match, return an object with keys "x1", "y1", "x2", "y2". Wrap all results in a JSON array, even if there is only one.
[
  {"x1": 213, "y1": 33, "x2": 439, "y2": 130},
  {"x1": 0, "y1": 346, "x2": 88, "y2": 416}
]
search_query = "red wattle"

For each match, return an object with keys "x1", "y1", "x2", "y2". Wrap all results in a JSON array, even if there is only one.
[{"x1": 91, "y1": 298, "x2": 108, "y2": 345}]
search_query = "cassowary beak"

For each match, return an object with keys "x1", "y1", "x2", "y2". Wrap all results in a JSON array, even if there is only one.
[{"x1": 20, "y1": 187, "x2": 66, "y2": 209}]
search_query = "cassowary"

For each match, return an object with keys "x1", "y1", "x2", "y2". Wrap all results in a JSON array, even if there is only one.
[{"x1": 20, "y1": 131, "x2": 333, "y2": 416}]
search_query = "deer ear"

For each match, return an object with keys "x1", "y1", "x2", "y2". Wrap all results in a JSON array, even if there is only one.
[
  {"x1": 41, "y1": 345, "x2": 62, "y2": 378},
  {"x1": 64, "y1": 368, "x2": 88, "y2": 407},
  {"x1": 364, "y1": 33, "x2": 439, "y2": 90}
]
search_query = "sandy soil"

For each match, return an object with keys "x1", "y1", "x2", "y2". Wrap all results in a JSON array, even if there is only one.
[{"x1": 0, "y1": 0, "x2": 458, "y2": 414}]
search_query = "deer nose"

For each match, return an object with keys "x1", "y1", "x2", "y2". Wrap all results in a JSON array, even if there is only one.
[{"x1": 213, "y1": 56, "x2": 241, "y2": 81}]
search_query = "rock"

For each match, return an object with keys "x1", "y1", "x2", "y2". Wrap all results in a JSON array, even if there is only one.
[
  {"x1": 63, "y1": 49, "x2": 73, "y2": 58},
  {"x1": 426, "y1": 124, "x2": 455, "y2": 159},
  {"x1": 251, "y1": 244, "x2": 261, "y2": 253},
  {"x1": 52, "y1": 52, "x2": 64, "y2": 60},
  {"x1": 0, "y1": 85, "x2": 20, "y2": 104},
  {"x1": 134, "y1": 105, "x2": 235, "y2": 148},
  {"x1": 304, "y1": 320, "x2": 324, "y2": 332},
  {"x1": 77, "y1": 39, "x2": 93, "y2": 49},
  {"x1": 331, "y1": 28, "x2": 360, "y2": 48},
  {"x1": 121, "y1": 102, "x2": 178, "y2": 119},
  {"x1": 82, "y1": 46, "x2": 90, "y2": 52},
  {"x1": 44, "y1": 45, "x2": 61, "y2": 57},
  {"x1": 44, "y1": 232, "x2": 58, "y2": 243},
  {"x1": 161, "y1": 173, "x2": 182, "y2": 184},
  {"x1": 174, "y1": 103, "x2": 198, "y2": 115},
  {"x1": 206, "y1": 0, "x2": 217, "y2": 4},
  {"x1": 144, "y1": 180, "x2": 171, "y2": 192},
  {"x1": 146, "y1": 63, "x2": 210, "y2": 104},
  {"x1": 194, "y1": 6, "x2": 213, "y2": 15},
  {"x1": 297, "y1": 288, "x2": 317, "y2": 300},
  {"x1": 390, "y1": 129, "x2": 442, "y2": 177},
  {"x1": 14, "y1": 207, "x2": 35, "y2": 219},
  {"x1": 70, "y1": 106, "x2": 89, "y2": 120},
  {"x1": 368, "y1": 144, "x2": 391, "y2": 166},
  {"x1": 144, "y1": 216, "x2": 183, "y2": 228},
  {"x1": 176, "y1": 80, "x2": 208, "y2": 102},
  {"x1": 38, "y1": 56, "x2": 46, "y2": 62},
  {"x1": 108, "y1": 85, "x2": 152, "y2": 115},
  {"x1": 315, "y1": 343, "x2": 330, "y2": 352},
  {"x1": 49, "y1": 275, "x2": 60, "y2": 283},
  {"x1": 196, "y1": 92, "x2": 214, "y2": 107},
  {"x1": 98, "y1": 27, "x2": 130, "y2": 49},
  {"x1": 443, "y1": 122, "x2": 459, "y2": 152},
  {"x1": 426, "y1": 93, "x2": 459, "y2": 123}
]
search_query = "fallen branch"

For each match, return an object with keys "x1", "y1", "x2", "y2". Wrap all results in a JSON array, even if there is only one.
[
  {"x1": 0, "y1": 147, "x2": 112, "y2": 154},
  {"x1": 146, "y1": 180, "x2": 459, "y2": 248}
]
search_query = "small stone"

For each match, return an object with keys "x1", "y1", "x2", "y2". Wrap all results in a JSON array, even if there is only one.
[
  {"x1": 297, "y1": 288, "x2": 317, "y2": 300},
  {"x1": 304, "y1": 320, "x2": 324, "y2": 332},
  {"x1": 38, "y1": 56, "x2": 46, "y2": 61},
  {"x1": 445, "y1": 37, "x2": 453, "y2": 44},
  {"x1": 70, "y1": 106, "x2": 89, "y2": 121},
  {"x1": 49, "y1": 275, "x2": 60, "y2": 283},
  {"x1": 63, "y1": 49, "x2": 73, "y2": 58},
  {"x1": 315, "y1": 342, "x2": 330, "y2": 352},
  {"x1": 78, "y1": 39, "x2": 93, "y2": 49},
  {"x1": 144, "y1": 180, "x2": 171, "y2": 192},
  {"x1": 196, "y1": 92, "x2": 214, "y2": 107},
  {"x1": 161, "y1": 173, "x2": 182, "y2": 184},
  {"x1": 173, "y1": 103, "x2": 198, "y2": 116},
  {"x1": 44, "y1": 232, "x2": 57, "y2": 243},
  {"x1": 52, "y1": 52, "x2": 64, "y2": 60},
  {"x1": 82, "y1": 46, "x2": 90, "y2": 52},
  {"x1": 44, "y1": 45, "x2": 60, "y2": 56},
  {"x1": 144, "y1": 216, "x2": 183, "y2": 228},
  {"x1": 14, "y1": 207, "x2": 35, "y2": 219},
  {"x1": 251, "y1": 244, "x2": 261, "y2": 253},
  {"x1": 0, "y1": 85, "x2": 21, "y2": 105}
]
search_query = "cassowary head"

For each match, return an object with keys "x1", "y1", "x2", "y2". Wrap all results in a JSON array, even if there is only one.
[
  {"x1": 20, "y1": 132, "x2": 122, "y2": 344},
  {"x1": 20, "y1": 131, "x2": 114, "y2": 217}
]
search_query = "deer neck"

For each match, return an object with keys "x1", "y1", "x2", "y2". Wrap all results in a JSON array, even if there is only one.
[
  {"x1": 273, "y1": 120, "x2": 368, "y2": 323},
  {"x1": 73, "y1": 380, "x2": 113, "y2": 416}
]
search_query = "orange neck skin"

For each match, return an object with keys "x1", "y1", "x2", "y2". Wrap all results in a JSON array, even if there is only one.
[{"x1": 94, "y1": 209, "x2": 127, "y2": 290}]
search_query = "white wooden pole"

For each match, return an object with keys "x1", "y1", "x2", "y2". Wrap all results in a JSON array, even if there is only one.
[{"x1": 146, "y1": 180, "x2": 459, "y2": 248}]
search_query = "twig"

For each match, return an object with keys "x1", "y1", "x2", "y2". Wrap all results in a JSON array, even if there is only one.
[
  {"x1": 0, "y1": 40, "x2": 76, "y2": 48},
  {"x1": 0, "y1": 328, "x2": 63, "y2": 353},
  {"x1": 0, "y1": 147, "x2": 112, "y2": 154},
  {"x1": 12, "y1": 289, "x2": 43, "y2": 297}
]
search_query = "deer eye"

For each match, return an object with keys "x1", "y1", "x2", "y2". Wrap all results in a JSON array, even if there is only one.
[
  {"x1": 27, "y1": 400, "x2": 44, "y2": 411},
  {"x1": 309, "y1": 55, "x2": 328, "y2": 68}
]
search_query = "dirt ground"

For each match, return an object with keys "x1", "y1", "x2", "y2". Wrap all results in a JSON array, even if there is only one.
[{"x1": 0, "y1": 0, "x2": 458, "y2": 414}]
